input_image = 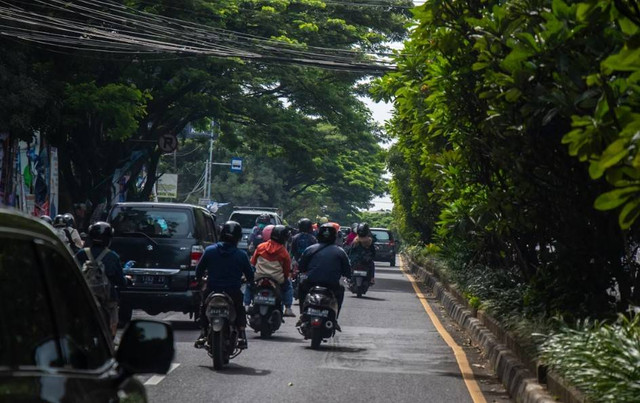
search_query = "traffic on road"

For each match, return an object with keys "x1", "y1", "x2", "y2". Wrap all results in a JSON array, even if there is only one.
[{"x1": 1, "y1": 207, "x2": 509, "y2": 402}]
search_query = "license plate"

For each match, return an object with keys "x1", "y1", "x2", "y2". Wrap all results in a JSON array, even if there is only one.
[
  {"x1": 207, "y1": 307, "x2": 228, "y2": 317},
  {"x1": 306, "y1": 308, "x2": 329, "y2": 318},
  {"x1": 254, "y1": 295, "x2": 276, "y2": 305},
  {"x1": 353, "y1": 270, "x2": 368, "y2": 276},
  {"x1": 139, "y1": 275, "x2": 165, "y2": 284},
  {"x1": 298, "y1": 274, "x2": 308, "y2": 281}
]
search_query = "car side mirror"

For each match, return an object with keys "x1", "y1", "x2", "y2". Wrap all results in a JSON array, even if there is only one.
[{"x1": 116, "y1": 320, "x2": 174, "y2": 374}]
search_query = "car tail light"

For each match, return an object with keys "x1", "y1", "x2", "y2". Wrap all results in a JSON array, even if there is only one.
[
  {"x1": 388, "y1": 240, "x2": 395, "y2": 247},
  {"x1": 191, "y1": 245, "x2": 204, "y2": 267}
]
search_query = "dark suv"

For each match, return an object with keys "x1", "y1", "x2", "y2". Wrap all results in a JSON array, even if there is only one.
[
  {"x1": 0, "y1": 209, "x2": 174, "y2": 402},
  {"x1": 370, "y1": 228, "x2": 396, "y2": 266},
  {"x1": 107, "y1": 202, "x2": 219, "y2": 325}
]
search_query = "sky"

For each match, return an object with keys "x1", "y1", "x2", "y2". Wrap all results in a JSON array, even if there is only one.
[{"x1": 362, "y1": 96, "x2": 395, "y2": 212}]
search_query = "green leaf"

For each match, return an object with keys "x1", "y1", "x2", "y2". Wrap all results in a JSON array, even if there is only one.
[
  {"x1": 619, "y1": 197, "x2": 640, "y2": 229},
  {"x1": 602, "y1": 46, "x2": 640, "y2": 73},
  {"x1": 504, "y1": 88, "x2": 522, "y2": 102},
  {"x1": 598, "y1": 138, "x2": 630, "y2": 169},
  {"x1": 594, "y1": 186, "x2": 640, "y2": 210},
  {"x1": 618, "y1": 17, "x2": 639, "y2": 36},
  {"x1": 576, "y1": 3, "x2": 594, "y2": 22}
]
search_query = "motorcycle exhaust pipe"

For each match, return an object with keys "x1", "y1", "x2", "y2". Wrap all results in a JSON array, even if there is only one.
[{"x1": 325, "y1": 320, "x2": 333, "y2": 329}]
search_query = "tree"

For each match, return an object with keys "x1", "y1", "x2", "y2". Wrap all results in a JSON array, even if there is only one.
[{"x1": 375, "y1": 0, "x2": 640, "y2": 316}]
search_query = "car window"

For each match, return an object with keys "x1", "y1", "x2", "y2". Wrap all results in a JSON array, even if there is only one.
[
  {"x1": 110, "y1": 207, "x2": 193, "y2": 238},
  {"x1": 229, "y1": 213, "x2": 277, "y2": 228},
  {"x1": 204, "y1": 215, "x2": 217, "y2": 242},
  {"x1": 39, "y1": 246, "x2": 112, "y2": 370},
  {"x1": 0, "y1": 238, "x2": 62, "y2": 368},
  {"x1": 371, "y1": 230, "x2": 390, "y2": 241}
]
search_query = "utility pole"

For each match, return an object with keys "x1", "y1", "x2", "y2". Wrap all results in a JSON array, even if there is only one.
[{"x1": 203, "y1": 121, "x2": 214, "y2": 200}]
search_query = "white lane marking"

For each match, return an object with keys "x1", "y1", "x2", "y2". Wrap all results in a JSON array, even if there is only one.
[{"x1": 144, "y1": 363, "x2": 180, "y2": 386}]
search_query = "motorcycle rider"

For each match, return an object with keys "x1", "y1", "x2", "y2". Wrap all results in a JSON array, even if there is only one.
[
  {"x1": 250, "y1": 225, "x2": 296, "y2": 317},
  {"x1": 344, "y1": 222, "x2": 358, "y2": 247},
  {"x1": 290, "y1": 218, "x2": 317, "y2": 265},
  {"x1": 53, "y1": 214, "x2": 81, "y2": 252},
  {"x1": 297, "y1": 223, "x2": 351, "y2": 318},
  {"x1": 195, "y1": 221, "x2": 254, "y2": 349},
  {"x1": 243, "y1": 224, "x2": 274, "y2": 307},
  {"x1": 348, "y1": 222, "x2": 376, "y2": 285},
  {"x1": 248, "y1": 214, "x2": 272, "y2": 254},
  {"x1": 40, "y1": 215, "x2": 53, "y2": 225},
  {"x1": 74, "y1": 222, "x2": 125, "y2": 337},
  {"x1": 64, "y1": 213, "x2": 84, "y2": 251}
]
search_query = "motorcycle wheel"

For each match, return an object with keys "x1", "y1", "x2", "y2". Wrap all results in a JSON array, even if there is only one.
[
  {"x1": 212, "y1": 331, "x2": 225, "y2": 370},
  {"x1": 260, "y1": 322, "x2": 271, "y2": 339},
  {"x1": 310, "y1": 328, "x2": 322, "y2": 349}
]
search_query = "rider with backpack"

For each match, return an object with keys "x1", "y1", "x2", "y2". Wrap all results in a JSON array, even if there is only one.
[
  {"x1": 247, "y1": 214, "x2": 272, "y2": 254},
  {"x1": 75, "y1": 222, "x2": 125, "y2": 337},
  {"x1": 53, "y1": 213, "x2": 83, "y2": 253}
]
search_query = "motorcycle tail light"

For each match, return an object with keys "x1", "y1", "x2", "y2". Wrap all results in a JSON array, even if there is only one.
[
  {"x1": 311, "y1": 318, "x2": 322, "y2": 327},
  {"x1": 261, "y1": 291, "x2": 270, "y2": 297},
  {"x1": 189, "y1": 280, "x2": 200, "y2": 289}
]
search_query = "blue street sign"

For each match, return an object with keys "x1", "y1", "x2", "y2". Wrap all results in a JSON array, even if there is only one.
[{"x1": 230, "y1": 157, "x2": 243, "y2": 172}]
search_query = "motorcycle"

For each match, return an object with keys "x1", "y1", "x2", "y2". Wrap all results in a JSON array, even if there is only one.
[
  {"x1": 292, "y1": 265, "x2": 307, "y2": 300},
  {"x1": 247, "y1": 277, "x2": 283, "y2": 338},
  {"x1": 297, "y1": 286, "x2": 339, "y2": 349},
  {"x1": 204, "y1": 292, "x2": 243, "y2": 369},
  {"x1": 348, "y1": 266, "x2": 371, "y2": 298}
]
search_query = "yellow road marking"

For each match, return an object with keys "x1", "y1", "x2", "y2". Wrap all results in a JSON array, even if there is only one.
[{"x1": 400, "y1": 261, "x2": 488, "y2": 403}]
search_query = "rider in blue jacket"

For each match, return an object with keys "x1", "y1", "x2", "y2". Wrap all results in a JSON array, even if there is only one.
[{"x1": 195, "y1": 221, "x2": 254, "y2": 349}]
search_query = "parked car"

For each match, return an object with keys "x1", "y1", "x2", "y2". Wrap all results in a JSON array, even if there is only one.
[
  {"x1": 228, "y1": 207, "x2": 283, "y2": 251},
  {"x1": 0, "y1": 208, "x2": 174, "y2": 402},
  {"x1": 107, "y1": 202, "x2": 219, "y2": 326},
  {"x1": 370, "y1": 227, "x2": 396, "y2": 266}
]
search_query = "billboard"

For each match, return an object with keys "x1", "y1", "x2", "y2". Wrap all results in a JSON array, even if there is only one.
[{"x1": 157, "y1": 174, "x2": 178, "y2": 199}]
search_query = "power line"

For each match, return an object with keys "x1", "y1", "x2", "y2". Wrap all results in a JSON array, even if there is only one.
[{"x1": 0, "y1": 0, "x2": 400, "y2": 72}]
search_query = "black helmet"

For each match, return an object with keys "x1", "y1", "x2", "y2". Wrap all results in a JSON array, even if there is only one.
[
  {"x1": 53, "y1": 214, "x2": 66, "y2": 228},
  {"x1": 40, "y1": 215, "x2": 53, "y2": 225},
  {"x1": 297, "y1": 218, "x2": 313, "y2": 233},
  {"x1": 63, "y1": 213, "x2": 75, "y2": 228},
  {"x1": 88, "y1": 221, "x2": 113, "y2": 246},
  {"x1": 271, "y1": 225, "x2": 290, "y2": 244},
  {"x1": 255, "y1": 214, "x2": 271, "y2": 226},
  {"x1": 356, "y1": 222, "x2": 370, "y2": 237},
  {"x1": 221, "y1": 221, "x2": 243, "y2": 244},
  {"x1": 317, "y1": 223, "x2": 337, "y2": 244}
]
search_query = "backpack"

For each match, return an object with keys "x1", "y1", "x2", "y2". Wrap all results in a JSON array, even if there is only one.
[
  {"x1": 81, "y1": 248, "x2": 112, "y2": 304},
  {"x1": 64, "y1": 228, "x2": 80, "y2": 253}
]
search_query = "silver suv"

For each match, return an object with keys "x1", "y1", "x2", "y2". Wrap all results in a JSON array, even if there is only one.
[{"x1": 228, "y1": 207, "x2": 283, "y2": 250}]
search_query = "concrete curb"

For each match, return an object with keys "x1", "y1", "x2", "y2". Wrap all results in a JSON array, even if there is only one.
[{"x1": 403, "y1": 256, "x2": 558, "y2": 403}]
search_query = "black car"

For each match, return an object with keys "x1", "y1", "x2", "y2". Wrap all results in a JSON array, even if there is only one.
[
  {"x1": 0, "y1": 208, "x2": 174, "y2": 402},
  {"x1": 107, "y1": 202, "x2": 219, "y2": 325},
  {"x1": 370, "y1": 228, "x2": 396, "y2": 266}
]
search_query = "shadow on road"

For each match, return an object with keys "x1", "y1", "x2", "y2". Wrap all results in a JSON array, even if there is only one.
[
  {"x1": 199, "y1": 364, "x2": 272, "y2": 376},
  {"x1": 304, "y1": 345, "x2": 367, "y2": 353},
  {"x1": 250, "y1": 334, "x2": 304, "y2": 343},
  {"x1": 348, "y1": 295, "x2": 386, "y2": 301}
]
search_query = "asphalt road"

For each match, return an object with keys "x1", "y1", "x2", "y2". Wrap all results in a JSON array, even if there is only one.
[{"x1": 132, "y1": 262, "x2": 512, "y2": 403}]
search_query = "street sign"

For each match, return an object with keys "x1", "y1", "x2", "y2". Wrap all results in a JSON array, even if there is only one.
[
  {"x1": 231, "y1": 157, "x2": 243, "y2": 172},
  {"x1": 157, "y1": 174, "x2": 178, "y2": 198},
  {"x1": 198, "y1": 198, "x2": 211, "y2": 206},
  {"x1": 158, "y1": 133, "x2": 178, "y2": 153}
]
